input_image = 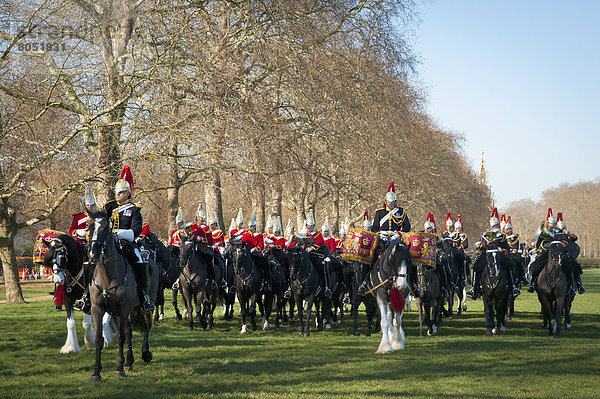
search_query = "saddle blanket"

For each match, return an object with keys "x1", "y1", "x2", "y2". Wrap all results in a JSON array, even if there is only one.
[{"x1": 342, "y1": 228, "x2": 379, "y2": 264}]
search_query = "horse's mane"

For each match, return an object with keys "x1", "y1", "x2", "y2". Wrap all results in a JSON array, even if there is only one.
[{"x1": 43, "y1": 234, "x2": 83, "y2": 271}]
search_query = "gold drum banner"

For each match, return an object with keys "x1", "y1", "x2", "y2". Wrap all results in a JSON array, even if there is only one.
[
  {"x1": 33, "y1": 229, "x2": 65, "y2": 264},
  {"x1": 401, "y1": 232, "x2": 437, "y2": 267},
  {"x1": 342, "y1": 228, "x2": 379, "y2": 264}
]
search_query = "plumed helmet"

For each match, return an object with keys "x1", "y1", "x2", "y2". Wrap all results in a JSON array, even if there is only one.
[
  {"x1": 236, "y1": 208, "x2": 244, "y2": 226},
  {"x1": 454, "y1": 214, "x2": 463, "y2": 232},
  {"x1": 445, "y1": 212, "x2": 453, "y2": 230},
  {"x1": 196, "y1": 202, "x2": 206, "y2": 221},
  {"x1": 228, "y1": 218, "x2": 236, "y2": 234},
  {"x1": 556, "y1": 212, "x2": 565, "y2": 230},
  {"x1": 306, "y1": 210, "x2": 316, "y2": 227},
  {"x1": 300, "y1": 220, "x2": 308, "y2": 235},
  {"x1": 175, "y1": 207, "x2": 184, "y2": 225},
  {"x1": 424, "y1": 212, "x2": 436, "y2": 233},
  {"x1": 285, "y1": 219, "x2": 294, "y2": 237},
  {"x1": 209, "y1": 210, "x2": 218, "y2": 227},
  {"x1": 500, "y1": 213, "x2": 507, "y2": 230},
  {"x1": 384, "y1": 180, "x2": 397, "y2": 203},
  {"x1": 266, "y1": 214, "x2": 273, "y2": 231},
  {"x1": 83, "y1": 182, "x2": 96, "y2": 206},
  {"x1": 546, "y1": 208, "x2": 556, "y2": 228},
  {"x1": 115, "y1": 165, "x2": 134, "y2": 195},
  {"x1": 504, "y1": 216, "x2": 512, "y2": 233},
  {"x1": 321, "y1": 216, "x2": 331, "y2": 234},
  {"x1": 273, "y1": 216, "x2": 283, "y2": 234},
  {"x1": 363, "y1": 210, "x2": 372, "y2": 230},
  {"x1": 489, "y1": 207, "x2": 499, "y2": 228},
  {"x1": 248, "y1": 211, "x2": 257, "y2": 227}
]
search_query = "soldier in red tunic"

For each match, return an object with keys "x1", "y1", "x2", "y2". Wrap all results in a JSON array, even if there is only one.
[
  {"x1": 303, "y1": 211, "x2": 333, "y2": 297},
  {"x1": 69, "y1": 183, "x2": 95, "y2": 244},
  {"x1": 209, "y1": 212, "x2": 225, "y2": 251}
]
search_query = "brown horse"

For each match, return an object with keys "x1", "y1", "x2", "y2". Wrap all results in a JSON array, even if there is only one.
[
  {"x1": 87, "y1": 213, "x2": 158, "y2": 382},
  {"x1": 535, "y1": 240, "x2": 568, "y2": 338}
]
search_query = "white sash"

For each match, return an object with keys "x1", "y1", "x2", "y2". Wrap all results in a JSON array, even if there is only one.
[
  {"x1": 115, "y1": 202, "x2": 135, "y2": 214},
  {"x1": 77, "y1": 216, "x2": 91, "y2": 226},
  {"x1": 379, "y1": 207, "x2": 399, "y2": 227}
]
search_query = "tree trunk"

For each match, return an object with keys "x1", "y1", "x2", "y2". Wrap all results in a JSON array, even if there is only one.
[
  {"x1": 0, "y1": 199, "x2": 24, "y2": 303},
  {"x1": 205, "y1": 167, "x2": 225, "y2": 231},
  {"x1": 332, "y1": 189, "x2": 340, "y2": 236},
  {"x1": 167, "y1": 140, "x2": 181, "y2": 232}
]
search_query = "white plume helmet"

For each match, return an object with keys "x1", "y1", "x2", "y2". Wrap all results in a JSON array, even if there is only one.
[
  {"x1": 454, "y1": 214, "x2": 463, "y2": 232},
  {"x1": 445, "y1": 212, "x2": 453, "y2": 230},
  {"x1": 273, "y1": 216, "x2": 283, "y2": 234},
  {"x1": 503, "y1": 216, "x2": 512, "y2": 233},
  {"x1": 321, "y1": 216, "x2": 331, "y2": 234},
  {"x1": 300, "y1": 219, "x2": 308, "y2": 235},
  {"x1": 196, "y1": 202, "x2": 206, "y2": 221},
  {"x1": 228, "y1": 218, "x2": 236, "y2": 234},
  {"x1": 266, "y1": 214, "x2": 273, "y2": 231},
  {"x1": 556, "y1": 212, "x2": 565, "y2": 230},
  {"x1": 306, "y1": 210, "x2": 316, "y2": 227},
  {"x1": 384, "y1": 180, "x2": 397, "y2": 203},
  {"x1": 500, "y1": 213, "x2": 507, "y2": 230},
  {"x1": 209, "y1": 210, "x2": 218, "y2": 227},
  {"x1": 248, "y1": 211, "x2": 257, "y2": 227},
  {"x1": 236, "y1": 208, "x2": 244, "y2": 226},
  {"x1": 175, "y1": 207, "x2": 184, "y2": 225},
  {"x1": 285, "y1": 219, "x2": 294, "y2": 237},
  {"x1": 83, "y1": 182, "x2": 96, "y2": 206}
]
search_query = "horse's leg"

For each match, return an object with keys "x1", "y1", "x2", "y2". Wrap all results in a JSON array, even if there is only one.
[
  {"x1": 102, "y1": 313, "x2": 114, "y2": 348},
  {"x1": 141, "y1": 311, "x2": 153, "y2": 363},
  {"x1": 417, "y1": 299, "x2": 424, "y2": 336},
  {"x1": 250, "y1": 294, "x2": 259, "y2": 331},
  {"x1": 554, "y1": 291, "x2": 565, "y2": 338},
  {"x1": 262, "y1": 292, "x2": 272, "y2": 331},
  {"x1": 295, "y1": 295, "x2": 304, "y2": 335},
  {"x1": 447, "y1": 289, "x2": 454, "y2": 320},
  {"x1": 351, "y1": 297, "x2": 360, "y2": 336},
  {"x1": 82, "y1": 310, "x2": 96, "y2": 349},
  {"x1": 124, "y1": 316, "x2": 134, "y2": 371},
  {"x1": 172, "y1": 288, "x2": 182, "y2": 320},
  {"x1": 376, "y1": 295, "x2": 393, "y2": 353},
  {"x1": 197, "y1": 291, "x2": 207, "y2": 329},
  {"x1": 90, "y1": 308, "x2": 104, "y2": 382},
  {"x1": 391, "y1": 311, "x2": 405, "y2": 350},
  {"x1": 61, "y1": 306, "x2": 82, "y2": 354},
  {"x1": 365, "y1": 298, "x2": 374, "y2": 337},
  {"x1": 304, "y1": 295, "x2": 314, "y2": 337},
  {"x1": 115, "y1": 311, "x2": 127, "y2": 377},
  {"x1": 482, "y1": 295, "x2": 493, "y2": 336},
  {"x1": 239, "y1": 292, "x2": 248, "y2": 334}
]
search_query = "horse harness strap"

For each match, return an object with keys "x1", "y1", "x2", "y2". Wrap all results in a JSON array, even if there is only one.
[
  {"x1": 364, "y1": 278, "x2": 389, "y2": 295},
  {"x1": 92, "y1": 259, "x2": 130, "y2": 299}
]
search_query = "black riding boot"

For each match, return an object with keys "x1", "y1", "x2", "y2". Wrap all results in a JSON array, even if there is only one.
[
  {"x1": 575, "y1": 273, "x2": 585, "y2": 294},
  {"x1": 509, "y1": 269, "x2": 520, "y2": 297},
  {"x1": 466, "y1": 270, "x2": 480, "y2": 299},
  {"x1": 206, "y1": 259, "x2": 219, "y2": 290},
  {"x1": 214, "y1": 253, "x2": 227, "y2": 288},
  {"x1": 73, "y1": 261, "x2": 93, "y2": 312},
  {"x1": 566, "y1": 272, "x2": 577, "y2": 296},
  {"x1": 436, "y1": 268, "x2": 449, "y2": 298},
  {"x1": 138, "y1": 262, "x2": 155, "y2": 313},
  {"x1": 323, "y1": 261, "x2": 332, "y2": 298},
  {"x1": 445, "y1": 262, "x2": 458, "y2": 292},
  {"x1": 263, "y1": 263, "x2": 272, "y2": 293}
]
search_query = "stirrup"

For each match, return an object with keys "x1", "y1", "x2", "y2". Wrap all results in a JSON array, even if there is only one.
[
  {"x1": 211, "y1": 280, "x2": 218, "y2": 290},
  {"x1": 142, "y1": 299, "x2": 155, "y2": 313},
  {"x1": 512, "y1": 287, "x2": 521, "y2": 297},
  {"x1": 459, "y1": 279, "x2": 467, "y2": 288},
  {"x1": 569, "y1": 287, "x2": 576, "y2": 296},
  {"x1": 412, "y1": 287, "x2": 422, "y2": 299},
  {"x1": 450, "y1": 283, "x2": 458, "y2": 292},
  {"x1": 466, "y1": 289, "x2": 478, "y2": 299},
  {"x1": 442, "y1": 287, "x2": 449, "y2": 298},
  {"x1": 172, "y1": 280, "x2": 180, "y2": 290},
  {"x1": 220, "y1": 279, "x2": 228, "y2": 288},
  {"x1": 283, "y1": 290, "x2": 292, "y2": 299},
  {"x1": 527, "y1": 285, "x2": 535, "y2": 293},
  {"x1": 578, "y1": 285, "x2": 586, "y2": 294}
]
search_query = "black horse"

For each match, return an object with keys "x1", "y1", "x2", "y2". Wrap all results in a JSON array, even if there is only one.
[
  {"x1": 137, "y1": 234, "x2": 183, "y2": 322},
  {"x1": 415, "y1": 262, "x2": 442, "y2": 336},
  {"x1": 288, "y1": 245, "x2": 326, "y2": 337},
  {"x1": 178, "y1": 240, "x2": 217, "y2": 330},
  {"x1": 219, "y1": 248, "x2": 236, "y2": 321},
  {"x1": 440, "y1": 237, "x2": 466, "y2": 319},
  {"x1": 475, "y1": 246, "x2": 510, "y2": 336},
  {"x1": 87, "y1": 213, "x2": 158, "y2": 382},
  {"x1": 230, "y1": 238, "x2": 265, "y2": 333},
  {"x1": 264, "y1": 249, "x2": 289, "y2": 329},
  {"x1": 506, "y1": 250, "x2": 527, "y2": 320},
  {"x1": 535, "y1": 240, "x2": 569, "y2": 337},
  {"x1": 347, "y1": 260, "x2": 378, "y2": 336},
  {"x1": 43, "y1": 234, "x2": 115, "y2": 353}
]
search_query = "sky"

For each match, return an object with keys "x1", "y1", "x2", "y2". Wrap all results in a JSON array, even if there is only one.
[{"x1": 412, "y1": 0, "x2": 600, "y2": 209}]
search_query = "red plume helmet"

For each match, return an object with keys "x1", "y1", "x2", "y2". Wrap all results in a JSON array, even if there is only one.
[
  {"x1": 119, "y1": 165, "x2": 135, "y2": 196},
  {"x1": 455, "y1": 214, "x2": 463, "y2": 232},
  {"x1": 489, "y1": 207, "x2": 499, "y2": 228},
  {"x1": 362, "y1": 210, "x2": 372, "y2": 229},
  {"x1": 445, "y1": 212, "x2": 453, "y2": 230},
  {"x1": 556, "y1": 212, "x2": 563, "y2": 222},
  {"x1": 383, "y1": 180, "x2": 397, "y2": 206},
  {"x1": 425, "y1": 212, "x2": 437, "y2": 233},
  {"x1": 546, "y1": 208, "x2": 553, "y2": 220}
]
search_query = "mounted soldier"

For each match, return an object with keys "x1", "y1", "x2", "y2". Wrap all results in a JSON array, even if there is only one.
[
  {"x1": 422, "y1": 213, "x2": 451, "y2": 299},
  {"x1": 361, "y1": 181, "x2": 420, "y2": 297},
  {"x1": 230, "y1": 208, "x2": 246, "y2": 238},
  {"x1": 467, "y1": 207, "x2": 520, "y2": 300},
  {"x1": 69, "y1": 183, "x2": 95, "y2": 246},
  {"x1": 75, "y1": 166, "x2": 154, "y2": 313},
  {"x1": 240, "y1": 211, "x2": 271, "y2": 292},
  {"x1": 209, "y1": 211, "x2": 225, "y2": 251},
  {"x1": 335, "y1": 217, "x2": 349, "y2": 254},
  {"x1": 528, "y1": 209, "x2": 585, "y2": 295},
  {"x1": 302, "y1": 210, "x2": 334, "y2": 297},
  {"x1": 191, "y1": 202, "x2": 225, "y2": 290}
]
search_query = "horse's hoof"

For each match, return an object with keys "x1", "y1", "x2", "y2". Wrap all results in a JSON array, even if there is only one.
[
  {"x1": 176, "y1": 314, "x2": 182, "y2": 321},
  {"x1": 448, "y1": 316, "x2": 453, "y2": 321},
  {"x1": 90, "y1": 375, "x2": 102, "y2": 383},
  {"x1": 142, "y1": 351, "x2": 153, "y2": 363},
  {"x1": 485, "y1": 329, "x2": 493, "y2": 336},
  {"x1": 124, "y1": 366, "x2": 132, "y2": 372},
  {"x1": 366, "y1": 332, "x2": 371, "y2": 337},
  {"x1": 353, "y1": 331, "x2": 360, "y2": 337},
  {"x1": 188, "y1": 326, "x2": 193, "y2": 331},
  {"x1": 115, "y1": 370, "x2": 126, "y2": 377}
]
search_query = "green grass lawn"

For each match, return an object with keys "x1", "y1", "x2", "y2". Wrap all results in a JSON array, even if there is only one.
[
  {"x1": 1, "y1": 271, "x2": 599, "y2": 398},
  {"x1": 0, "y1": 280, "x2": 55, "y2": 301}
]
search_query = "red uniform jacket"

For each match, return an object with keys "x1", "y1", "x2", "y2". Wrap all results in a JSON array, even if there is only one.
[
  {"x1": 169, "y1": 229, "x2": 183, "y2": 247},
  {"x1": 140, "y1": 223, "x2": 150, "y2": 238},
  {"x1": 308, "y1": 231, "x2": 325, "y2": 251},
  {"x1": 69, "y1": 212, "x2": 91, "y2": 242},
  {"x1": 212, "y1": 229, "x2": 225, "y2": 247},
  {"x1": 323, "y1": 236, "x2": 336, "y2": 252},
  {"x1": 190, "y1": 223, "x2": 213, "y2": 247},
  {"x1": 264, "y1": 234, "x2": 286, "y2": 250},
  {"x1": 335, "y1": 238, "x2": 346, "y2": 254}
]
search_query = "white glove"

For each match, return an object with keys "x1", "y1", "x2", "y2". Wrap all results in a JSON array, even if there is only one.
[
  {"x1": 75, "y1": 229, "x2": 87, "y2": 238},
  {"x1": 49, "y1": 272, "x2": 64, "y2": 285},
  {"x1": 115, "y1": 229, "x2": 134, "y2": 242},
  {"x1": 306, "y1": 247, "x2": 314, "y2": 253},
  {"x1": 250, "y1": 247, "x2": 259, "y2": 253}
]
